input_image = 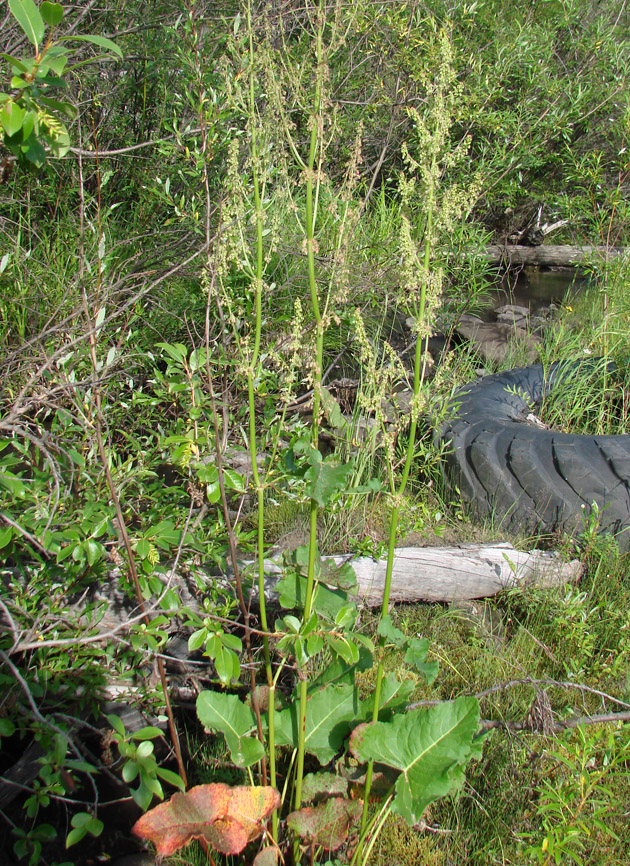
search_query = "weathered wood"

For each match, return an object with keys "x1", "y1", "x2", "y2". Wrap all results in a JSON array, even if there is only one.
[
  {"x1": 483, "y1": 244, "x2": 627, "y2": 267},
  {"x1": 253, "y1": 543, "x2": 580, "y2": 606},
  {"x1": 68, "y1": 544, "x2": 585, "y2": 631},
  {"x1": 3, "y1": 544, "x2": 582, "y2": 645},
  {"x1": 329, "y1": 543, "x2": 581, "y2": 605}
]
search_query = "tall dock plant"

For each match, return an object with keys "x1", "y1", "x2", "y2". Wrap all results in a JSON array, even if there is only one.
[
  {"x1": 135, "y1": 6, "x2": 485, "y2": 866},
  {"x1": 358, "y1": 28, "x2": 483, "y2": 845}
]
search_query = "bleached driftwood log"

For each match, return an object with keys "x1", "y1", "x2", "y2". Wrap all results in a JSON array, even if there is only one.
[
  {"x1": 75, "y1": 543, "x2": 584, "y2": 631},
  {"x1": 2, "y1": 543, "x2": 581, "y2": 641},
  {"x1": 256, "y1": 543, "x2": 581, "y2": 607},
  {"x1": 337, "y1": 543, "x2": 581, "y2": 605},
  {"x1": 483, "y1": 244, "x2": 626, "y2": 267}
]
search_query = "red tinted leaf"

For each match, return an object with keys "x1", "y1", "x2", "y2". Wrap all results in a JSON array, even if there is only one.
[
  {"x1": 253, "y1": 845, "x2": 282, "y2": 866},
  {"x1": 348, "y1": 721, "x2": 369, "y2": 759},
  {"x1": 132, "y1": 783, "x2": 280, "y2": 856},
  {"x1": 302, "y1": 771, "x2": 349, "y2": 804},
  {"x1": 287, "y1": 797, "x2": 363, "y2": 851}
]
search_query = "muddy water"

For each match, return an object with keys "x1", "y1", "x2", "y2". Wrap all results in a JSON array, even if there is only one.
[{"x1": 493, "y1": 266, "x2": 590, "y2": 312}]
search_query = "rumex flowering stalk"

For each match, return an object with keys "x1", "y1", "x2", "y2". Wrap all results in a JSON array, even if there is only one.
[{"x1": 357, "y1": 29, "x2": 481, "y2": 855}]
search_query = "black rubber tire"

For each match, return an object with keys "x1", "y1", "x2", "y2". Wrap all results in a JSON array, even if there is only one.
[{"x1": 437, "y1": 361, "x2": 630, "y2": 549}]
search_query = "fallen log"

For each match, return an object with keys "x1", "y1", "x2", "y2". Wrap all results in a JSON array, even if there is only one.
[
  {"x1": 316, "y1": 543, "x2": 581, "y2": 605},
  {"x1": 483, "y1": 244, "x2": 626, "y2": 267},
  {"x1": 3, "y1": 544, "x2": 581, "y2": 646},
  {"x1": 145, "y1": 543, "x2": 581, "y2": 613}
]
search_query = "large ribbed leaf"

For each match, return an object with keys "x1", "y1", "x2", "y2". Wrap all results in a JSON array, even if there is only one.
[
  {"x1": 351, "y1": 697, "x2": 481, "y2": 825},
  {"x1": 274, "y1": 683, "x2": 358, "y2": 764}
]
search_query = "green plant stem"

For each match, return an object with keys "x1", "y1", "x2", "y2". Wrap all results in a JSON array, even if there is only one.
[
  {"x1": 351, "y1": 797, "x2": 393, "y2": 866},
  {"x1": 294, "y1": 13, "x2": 324, "y2": 851},
  {"x1": 358, "y1": 220, "x2": 433, "y2": 847},
  {"x1": 187, "y1": 0, "x2": 271, "y2": 793},
  {"x1": 245, "y1": 0, "x2": 277, "y2": 834}
]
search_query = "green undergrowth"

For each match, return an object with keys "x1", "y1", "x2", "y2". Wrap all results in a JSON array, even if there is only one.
[
  {"x1": 2, "y1": 1, "x2": 630, "y2": 864},
  {"x1": 162, "y1": 530, "x2": 630, "y2": 866}
]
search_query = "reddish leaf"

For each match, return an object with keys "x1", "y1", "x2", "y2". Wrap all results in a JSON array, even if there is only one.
[
  {"x1": 253, "y1": 845, "x2": 282, "y2": 866},
  {"x1": 302, "y1": 771, "x2": 349, "y2": 804},
  {"x1": 287, "y1": 797, "x2": 363, "y2": 851},
  {"x1": 348, "y1": 722, "x2": 369, "y2": 759},
  {"x1": 132, "y1": 783, "x2": 280, "y2": 856}
]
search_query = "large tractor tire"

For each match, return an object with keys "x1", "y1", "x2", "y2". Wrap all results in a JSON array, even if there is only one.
[{"x1": 437, "y1": 361, "x2": 630, "y2": 549}]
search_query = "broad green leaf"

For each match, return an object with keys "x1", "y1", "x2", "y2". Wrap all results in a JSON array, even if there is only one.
[
  {"x1": 156, "y1": 342, "x2": 188, "y2": 364},
  {"x1": 46, "y1": 125, "x2": 71, "y2": 158},
  {"x1": 0, "y1": 101, "x2": 25, "y2": 138},
  {"x1": 274, "y1": 683, "x2": 358, "y2": 764},
  {"x1": 214, "y1": 645, "x2": 240, "y2": 686},
  {"x1": 310, "y1": 643, "x2": 373, "y2": 689},
  {"x1": 0, "y1": 526, "x2": 13, "y2": 549},
  {"x1": 156, "y1": 767, "x2": 186, "y2": 791},
  {"x1": 9, "y1": 0, "x2": 45, "y2": 48},
  {"x1": 188, "y1": 628, "x2": 207, "y2": 652},
  {"x1": 206, "y1": 480, "x2": 220, "y2": 504},
  {"x1": 107, "y1": 713, "x2": 127, "y2": 737},
  {"x1": 224, "y1": 468, "x2": 245, "y2": 492},
  {"x1": 307, "y1": 633, "x2": 324, "y2": 655},
  {"x1": 60, "y1": 34, "x2": 123, "y2": 59},
  {"x1": 20, "y1": 110, "x2": 36, "y2": 141},
  {"x1": 196, "y1": 464, "x2": 218, "y2": 483},
  {"x1": 352, "y1": 697, "x2": 480, "y2": 825},
  {"x1": 221, "y1": 633, "x2": 242, "y2": 652},
  {"x1": 38, "y1": 95, "x2": 76, "y2": 118},
  {"x1": 0, "y1": 718, "x2": 16, "y2": 737},
  {"x1": 188, "y1": 347, "x2": 208, "y2": 371},
  {"x1": 377, "y1": 614, "x2": 406, "y2": 648},
  {"x1": 41, "y1": 1, "x2": 63, "y2": 27},
  {"x1": 150, "y1": 520, "x2": 180, "y2": 548},
  {"x1": 136, "y1": 538, "x2": 152, "y2": 559},
  {"x1": 0, "y1": 470, "x2": 26, "y2": 496},
  {"x1": 327, "y1": 636, "x2": 359, "y2": 666},
  {"x1": 321, "y1": 386, "x2": 348, "y2": 432},
  {"x1": 85, "y1": 539, "x2": 103, "y2": 566},
  {"x1": 66, "y1": 826, "x2": 87, "y2": 848},
  {"x1": 305, "y1": 458, "x2": 353, "y2": 506},
  {"x1": 21, "y1": 133, "x2": 47, "y2": 166},
  {"x1": 196, "y1": 691, "x2": 264, "y2": 768},
  {"x1": 320, "y1": 559, "x2": 357, "y2": 591},
  {"x1": 44, "y1": 53, "x2": 68, "y2": 76},
  {"x1": 132, "y1": 726, "x2": 164, "y2": 741},
  {"x1": 334, "y1": 604, "x2": 356, "y2": 630},
  {"x1": 0, "y1": 53, "x2": 29, "y2": 73}
]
